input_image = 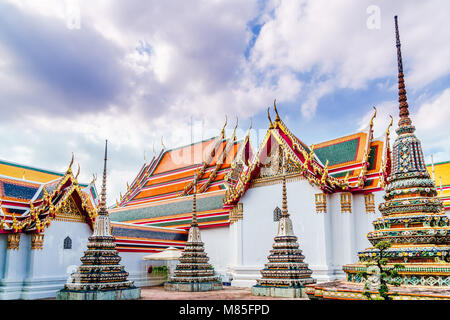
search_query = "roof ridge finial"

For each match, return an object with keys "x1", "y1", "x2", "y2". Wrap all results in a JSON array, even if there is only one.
[
  {"x1": 267, "y1": 107, "x2": 274, "y2": 129},
  {"x1": 99, "y1": 140, "x2": 108, "y2": 215},
  {"x1": 68, "y1": 152, "x2": 74, "y2": 173},
  {"x1": 75, "y1": 163, "x2": 80, "y2": 179},
  {"x1": 232, "y1": 116, "x2": 239, "y2": 141},
  {"x1": 387, "y1": 114, "x2": 394, "y2": 136},
  {"x1": 221, "y1": 115, "x2": 228, "y2": 137},
  {"x1": 274, "y1": 99, "x2": 281, "y2": 122},
  {"x1": 394, "y1": 15, "x2": 412, "y2": 130}
]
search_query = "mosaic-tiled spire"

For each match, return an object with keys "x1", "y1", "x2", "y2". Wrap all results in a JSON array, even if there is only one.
[
  {"x1": 342, "y1": 17, "x2": 450, "y2": 288},
  {"x1": 165, "y1": 171, "x2": 222, "y2": 291},
  {"x1": 98, "y1": 139, "x2": 108, "y2": 215},
  {"x1": 63, "y1": 140, "x2": 137, "y2": 291},
  {"x1": 395, "y1": 16, "x2": 414, "y2": 134},
  {"x1": 254, "y1": 151, "x2": 315, "y2": 288}
]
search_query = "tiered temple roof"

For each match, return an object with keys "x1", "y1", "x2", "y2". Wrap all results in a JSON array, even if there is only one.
[
  {"x1": 0, "y1": 157, "x2": 98, "y2": 234},
  {"x1": 223, "y1": 102, "x2": 388, "y2": 209},
  {"x1": 109, "y1": 121, "x2": 253, "y2": 232}
]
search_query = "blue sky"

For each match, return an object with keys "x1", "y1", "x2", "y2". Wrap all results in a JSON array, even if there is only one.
[{"x1": 0, "y1": 0, "x2": 449, "y2": 204}]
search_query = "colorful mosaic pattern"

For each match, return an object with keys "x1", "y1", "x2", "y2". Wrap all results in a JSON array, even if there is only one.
[{"x1": 343, "y1": 16, "x2": 450, "y2": 289}]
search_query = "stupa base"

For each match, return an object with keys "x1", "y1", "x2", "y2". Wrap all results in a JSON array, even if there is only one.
[
  {"x1": 305, "y1": 280, "x2": 450, "y2": 300},
  {"x1": 56, "y1": 287, "x2": 141, "y2": 300},
  {"x1": 164, "y1": 281, "x2": 223, "y2": 292},
  {"x1": 251, "y1": 285, "x2": 307, "y2": 298}
]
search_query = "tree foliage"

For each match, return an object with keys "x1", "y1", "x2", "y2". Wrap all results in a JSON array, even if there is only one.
[{"x1": 357, "y1": 241, "x2": 405, "y2": 300}]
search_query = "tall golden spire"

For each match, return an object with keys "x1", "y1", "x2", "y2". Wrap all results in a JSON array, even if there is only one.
[
  {"x1": 99, "y1": 140, "x2": 108, "y2": 215},
  {"x1": 395, "y1": 15, "x2": 413, "y2": 131}
]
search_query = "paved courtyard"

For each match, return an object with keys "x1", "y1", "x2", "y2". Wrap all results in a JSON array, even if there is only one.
[{"x1": 139, "y1": 286, "x2": 309, "y2": 300}]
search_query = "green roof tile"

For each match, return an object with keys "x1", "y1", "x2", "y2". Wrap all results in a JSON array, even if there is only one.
[
  {"x1": 314, "y1": 138, "x2": 359, "y2": 166},
  {"x1": 109, "y1": 195, "x2": 224, "y2": 222}
]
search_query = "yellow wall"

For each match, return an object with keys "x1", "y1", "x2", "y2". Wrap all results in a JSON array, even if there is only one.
[{"x1": 427, "y1": 161, "x2": 450, "y2": 210}]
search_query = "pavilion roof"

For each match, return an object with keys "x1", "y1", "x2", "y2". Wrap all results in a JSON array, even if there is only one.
[
  {"x1": 223, "y1": 104, "x2": 389, "y2": 207},
  {"x1": 0, "y1": 157, "x2": 98, "y2": 234}
]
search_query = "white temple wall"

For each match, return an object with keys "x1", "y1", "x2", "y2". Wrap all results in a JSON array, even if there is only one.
[
  {"x1": 201, "y1": 225, "x2": 232, "y2": 281},
  {"x1": 328, "y1": 192, "x2": 354, "y2": 278},
  {"x1": 0, "y1": 233, "x2": 30, "y2": 299},
  {"x1": 20, "y1": 220, "x2": 92, "y2": 299},
  {"x1": 327, "y1": 191, "x2": 384, "y2": 279},
  {"x1": 231, "y1": 178, "x2": 335, "y2": 287},
  {"x1": 352, "y1": 191, "x2": 383, "y2": 258}
]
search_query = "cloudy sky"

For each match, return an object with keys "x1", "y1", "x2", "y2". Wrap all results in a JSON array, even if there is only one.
[{"x1": 0, "y1": 0, "x2": 449, "y2": 205}]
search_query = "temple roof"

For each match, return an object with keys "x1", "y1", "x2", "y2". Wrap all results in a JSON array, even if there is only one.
[
  {"x1": 0, "y1": 159, "x2": 65, "y2": 183},
  {"x1": 223, "y1": 104, "x2": 388, "y2": 207},
  {"x1": 0, "y1": 157, "x2": 98, "y2": 234},
  {"x1": 110, "y1": 124, "x2": 253, "y2": 229}
]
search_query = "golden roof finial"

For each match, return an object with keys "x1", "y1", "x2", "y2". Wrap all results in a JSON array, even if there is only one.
[
  {"x1": 161, "y1": 136, "x2": 166, "y2": 149},
  {"x1": 232, "y1": 116, "x2": 238, "y2": 141},
  {"x1": 75, "y1": 163, "x2": 80, "y2": 179},
  {"x1": 267, "y1": 107, "x2": 274, "y2": 129},
  {"x1": 370, "y1": 106, "x2": 377, "y2": 127},
  {"x1": 91, "y1": 173, "x2": 97, "y2": 184},
  {"x1": 68, "y1": 152, "x2": 74, "y2": 173},
  {"x1": 274, "y1": 99, "x2": 281, "y2": 122},
  {"x1": 387, "y1": 114, "x2": 393, "y2": 136},
  {"x1": 249, "y1": 117, "x2": 253, "y2": 130},
  {"x1": 221, "y1": 115, "x2": 228, "y2": 137}
]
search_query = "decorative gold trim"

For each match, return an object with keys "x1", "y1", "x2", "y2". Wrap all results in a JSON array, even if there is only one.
[
  {"x1": 341, "y1": 192, "x2": 352, "y2": 213},
  {"x1": 7, "y1": 233, "x2": 20, "y2": 250},
  {"x1": 315, "y1": 193, "x2": 327, "y2": 213},
  {"x1": 250, "y1": 172, "x2": 306, "y2": 188},
  {"x1": 31, "y1": 233, "x2": 44, "y2": 250},
  {"x1": 229, "y1": 202, "x2": 243, "y2": 223},
  {"x1": 364, "y1": 193, "x2": 376, "y2": 214},
  {"x1": 54, "y1": 196, "x2": 86, "y2": 223}
]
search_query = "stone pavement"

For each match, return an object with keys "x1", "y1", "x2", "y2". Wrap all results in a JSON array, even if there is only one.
[{"x1": 139, "y1": 286, "x2": 309, "y2": 300}]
